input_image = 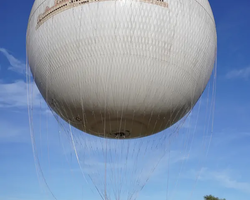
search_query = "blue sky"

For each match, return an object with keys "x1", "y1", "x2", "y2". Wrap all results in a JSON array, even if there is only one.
[{"x1": 0, "y1": 0, "x2": 250, "y2": 200}]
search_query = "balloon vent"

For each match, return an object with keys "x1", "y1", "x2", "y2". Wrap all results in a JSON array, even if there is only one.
[{"x1": 111, "y1": 130, "x2": 130, "y2": 139}]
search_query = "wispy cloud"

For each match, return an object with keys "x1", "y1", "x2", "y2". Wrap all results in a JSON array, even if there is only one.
[
  {"x1": 225, "y1": 67, "x2": 250, "y2": 80},
  {"x1": 211, "y1": 129, "x2": 250, "y2": 148},
  {"x1": 0, "y1": 119, "x2": 29, "y2": 143},
  {"x1": 0, "y1": 80, "x2": 41, "y2": 108},
  {"x1": 0, "y1": 48, "x2": 26, "y2": 74},
  {"x1": 199, "y1": 168, "x2": 250, "y2": 194}
]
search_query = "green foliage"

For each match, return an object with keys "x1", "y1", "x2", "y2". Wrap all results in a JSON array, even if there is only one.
[{"x1": 204, "y1": 195, "x2": 226, "y2": 200}]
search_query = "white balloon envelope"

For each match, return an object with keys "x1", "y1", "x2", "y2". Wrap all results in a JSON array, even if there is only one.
[{"x1": 27, "y1": 0, "x2": 217, "y2": 138}]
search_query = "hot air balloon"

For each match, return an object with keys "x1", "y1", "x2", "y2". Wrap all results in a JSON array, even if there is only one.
[
  {"x1": 27, "y1": 0, "x2": 216, "y2": 139},
  {"x1": 26, "y1": 0, "x2": 217, "y2": 199}
]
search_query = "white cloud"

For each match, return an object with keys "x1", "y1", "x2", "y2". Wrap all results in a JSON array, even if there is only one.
[
  {"x1": 0, "y1": 120, "x2": 29, "y2": 143},
  {"x1": 212, "y1": 130, "x2": 250, "y2": 148},
  {"x1": 0, "y1": 80, "x2": 41, "y2": 108},
  {"x1": 0, "y1": 48, "x2": 26, "y2": 74},
  {"x1": 199, "y1": 168, "x2": 250, "y2": 194},
  {"x1": 0, "y1": 121, "x2": 23, "y2": 139},
  {"x1": 225, "y1": 67, "x2": 250, "y2": 80}
]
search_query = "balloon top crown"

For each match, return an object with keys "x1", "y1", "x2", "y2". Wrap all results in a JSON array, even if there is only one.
[{"x1": 36, "y1": 0, "x2": 168, "y2": 29}]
